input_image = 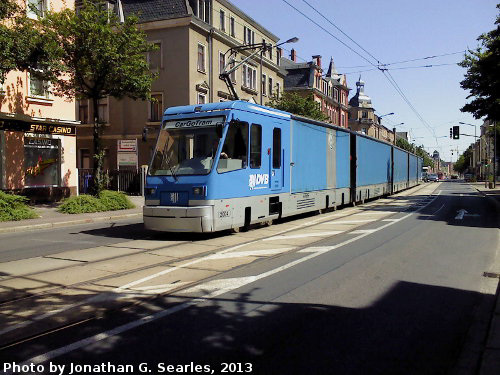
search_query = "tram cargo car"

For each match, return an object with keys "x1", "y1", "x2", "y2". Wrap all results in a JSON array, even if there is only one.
[{"x1": 144, "y1": 101, "x2": 422, "y2": 232}]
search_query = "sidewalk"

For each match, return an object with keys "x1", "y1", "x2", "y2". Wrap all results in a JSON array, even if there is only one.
[
  {"x1": 467, "y1": 182, "x2": 500, "y2": 375},
  {"x1": 0, "y1": 195, "x2": 144, "y2": 234}
]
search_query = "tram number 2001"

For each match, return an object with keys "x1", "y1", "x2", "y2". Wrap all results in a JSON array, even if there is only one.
[
  {"x1": 221, "y1": 363, "x2": 253, "y2": 373},
  {"x1": 218, "y1": 210, "x2": 231, "y2": 218}
]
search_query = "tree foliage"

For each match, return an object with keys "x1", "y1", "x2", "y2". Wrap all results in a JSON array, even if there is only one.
[
  {"x1": 0, "y1": 0, "x2": 55, "y2": 84},
  {"x1": 459, "y1": 4, "x2": 500, "y2": 121},
  {"x1": 40, "y1": 0, "x2": 156, "y2": 194},
  {"x1": 454, "y1": 147, "x2": 473, "y2": 174},
  {"x1": 267, "y1": 92, "x2": 329, "y2": 122},
  {"x1": 396, "y1": 138, "x2": 434, "y2": 168}
]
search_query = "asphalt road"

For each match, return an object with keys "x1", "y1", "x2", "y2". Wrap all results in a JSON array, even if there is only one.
[{"x1": 1, "y1": 182, "x2": 498, "y2": 375}]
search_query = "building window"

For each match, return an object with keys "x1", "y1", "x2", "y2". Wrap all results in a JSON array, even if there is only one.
[
  {"x1": 268, "y1": 77, "x2": 273, "y2": 97},
  {"x1": 29, "y1": 74, "x2": 50, "y2": 98},
  {"x1": 97, "y1": 98, "x2": 108, "y2": 123},
  {"x1": 148, "y1": 42, "x2": 162, "y2": 70},
  {"x1": 27, "y1": 0, "x2": 49, "y2": 19},
  {"x1": 78, "y1": 100, "x2": 89, "y2": 124},
  {"x1": 242, "y1": 64, "x2": 257, "y2": 90},
  {"x1": 276, "y1": 81, "x2": 280, "y2": 98},
  {"x1": 219, "y1": 9, "x2": 225, "y2": 31},
  {"x1": 219, "y1": 52, "x2": 226, "y2": 75},
  {"x1": 250, "y1": 124, "x2": 262, "y2": 168},
  {"x1": 261, "y1": 74, "x2": 267, "y2": 96},
  {"x1": 149, "y1": 93, "x2": 163, "y2": 122},
  {"x1": 24, "y1": 137, "x2": 60, "y2": 187},
  {"x1": 197, "y1": 93, "x2": 206, "y2": 104},
  {"x1": 230, "y1": 17, "x2": 235, "y2": 37},
  {"x1": 244, "y1": 26, "x2": 255, "y2": 45},
  {"x1": 334, "y1": 88, "x2": 339, "y2": 101},
  {"x1": 362, "y1": 111, "x2": 368, "y2": 119},
  {"x1": 197, "y1": 43, "x2": 206, "y2": 72},
  {"x1": 80, "y1": 149, "x2": 91, "y2": 169},
  {"x1": 341, "y1": 113, "x2": 346, "y2": 127}
]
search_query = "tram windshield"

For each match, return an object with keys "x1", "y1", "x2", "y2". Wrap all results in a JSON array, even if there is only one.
[{"x1": 149, "y1": 118, "x2": 225, "y2": 176}]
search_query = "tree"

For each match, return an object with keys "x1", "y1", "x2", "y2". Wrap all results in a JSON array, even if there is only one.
[
  {"x1": 40, "y1": 0, "x2": 156, "y2": 194},
  {"x1": 0, "y1": 0, "x2": 55, "y2": 84},
  {"x1": 454, "y1": 147, "x2": 473, "y2": 174},
  {"x1": 459, "y1": 4, "x2": 500, "y2": 121},
  {"x1": 267, "y1": 92, "x2": 329, "y2": 122}
]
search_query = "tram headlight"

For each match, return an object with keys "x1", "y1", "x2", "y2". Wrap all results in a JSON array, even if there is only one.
[
  {"x1": 192, "y1": 186, "x2": 206, "y2": 196},
  {"x1": 145, "y1": 187, "x2": 156, "y2": 196}
]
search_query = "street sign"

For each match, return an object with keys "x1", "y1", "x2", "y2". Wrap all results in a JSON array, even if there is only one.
[{"x1": 117, "y1": 139, "x2": 137, "y2": 152}]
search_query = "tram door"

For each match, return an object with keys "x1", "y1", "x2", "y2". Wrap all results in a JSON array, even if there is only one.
[{"x1": 270, "y1": 127, "x2": 282, "y2": 190}]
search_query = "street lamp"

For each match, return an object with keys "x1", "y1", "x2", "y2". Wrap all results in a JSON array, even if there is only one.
[{"x1": 378, "y1": 112, "x2": 394, "y2": 118}]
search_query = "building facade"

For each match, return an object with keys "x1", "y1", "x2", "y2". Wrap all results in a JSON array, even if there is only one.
[
  {"x1": 348, "y1": 77, "x2": 394, "y2": 143},
  {"x1": 76, "y1": 0, "x2": 286, "y2": 170},
  {"x1": 281, "y1": 52, "x2": 349, "y2": 128},
  {"x1": 0, "y1": 0, "x2": 78, "y2": 201}
]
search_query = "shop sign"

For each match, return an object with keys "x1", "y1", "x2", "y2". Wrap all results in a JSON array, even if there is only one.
[
  {"x1": 0, "y1": 119, "x2": 76, "y2": 136},
  {"x1": 24, "y1": 138, "x2": 59, "y2": 148}
]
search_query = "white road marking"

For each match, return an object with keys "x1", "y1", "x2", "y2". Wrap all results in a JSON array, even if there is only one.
[
  {"x1": 206, "y1": 248, "x2": 294, "y2": 259},
  {"x1": 319, "y1": 219, "x2": 375, "y2": 225},
  {"x1": 263, "y1": 231, "x2": 344, "y2": 241},
  {"x1": 350, "y1": 229, "x2": 378, "y2": 234},
  {"x1": 12, "y1": 210, "x2": 421, "y2": 369}
]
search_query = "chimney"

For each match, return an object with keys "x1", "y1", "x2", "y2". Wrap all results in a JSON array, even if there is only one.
[
  {"x1": 312, "y1": 55, "x2": 322, "y2": 68},
  {"x1": 290, "y1": 48, "x2": 297, "y2": 62}
]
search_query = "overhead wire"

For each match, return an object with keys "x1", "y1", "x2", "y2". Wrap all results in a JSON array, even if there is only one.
[{"x1": 282, "y1": 0, "x2": 443, "y2": 145}]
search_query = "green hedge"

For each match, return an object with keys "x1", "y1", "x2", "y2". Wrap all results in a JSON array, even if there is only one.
[
  {"x1": 0, "y1": 191, "x2": 38, "y2": 221},
  {"x1": 58, "y1": 190, "x2": 135, "y2": 214}
]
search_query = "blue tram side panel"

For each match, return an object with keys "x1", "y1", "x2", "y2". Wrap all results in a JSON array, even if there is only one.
[
  {"x1": 144, "y1": 100, "x2": 422, "y2": 233},
  {"x1": 355, "y1": 135, "x2": 392, "y2": 201}
]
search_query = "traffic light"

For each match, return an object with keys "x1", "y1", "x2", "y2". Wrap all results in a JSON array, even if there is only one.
[
  {"x1": 450, "y1": 128, "x2": 452, "y2": 138},
  {"x1": 452, "y1": 126, "x2": 460, "y2": 139}
]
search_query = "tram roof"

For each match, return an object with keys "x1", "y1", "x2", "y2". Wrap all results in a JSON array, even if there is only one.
[{"x1": 163, "y1": 100, "x2": 291, "y2": 119}]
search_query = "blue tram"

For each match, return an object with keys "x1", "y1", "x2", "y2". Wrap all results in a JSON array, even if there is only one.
[{"x1": 144, "y1": 101, "x2": 422, "y2": 232}]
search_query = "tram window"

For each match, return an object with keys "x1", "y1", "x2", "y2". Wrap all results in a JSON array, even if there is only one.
[
  {"x1": 273, "y1": 128, "x2": 281, "y2": 168},
  {"x1": 250, "y1": 124, "x2": 262, "y2": 168},
  {"x1": 217, "y1": 120, "x2": 248, "y2": 173}
]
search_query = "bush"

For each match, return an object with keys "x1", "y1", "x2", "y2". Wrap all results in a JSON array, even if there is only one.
[
  {"x1": 58, "y1": 190, "x2": 134, "y2": 214},
  {"x1": 0, "y1": 191, "x2": 38, "y2": 221},
  {"x1": 99, "y1": 190, "x2": 135, "y2": 210},
  {"x1": 58, "y1": 194, "x2": 106, "y2": 214}
]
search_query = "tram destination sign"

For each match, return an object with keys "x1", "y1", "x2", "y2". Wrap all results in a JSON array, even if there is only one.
[
  {"x1": 0, "y1": 119, "x2": 76, "y2": 136},
  {"x1": 163, "y1": 116, "x2": 225, "y2": 129}
]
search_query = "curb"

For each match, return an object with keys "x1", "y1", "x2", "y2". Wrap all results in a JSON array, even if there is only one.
[{"x1": 0, "y1": 212, "x2": 142, "y2": 234}]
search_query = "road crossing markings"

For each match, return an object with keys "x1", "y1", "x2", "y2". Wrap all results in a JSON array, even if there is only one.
[
  {"x1": 10, "y1": 192, "x2": 445, "y2": 369},
  {"x1": 263, "y1": 231, "x2": 344, "y2": 241}
]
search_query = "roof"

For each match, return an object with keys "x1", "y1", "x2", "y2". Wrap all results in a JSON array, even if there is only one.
[{"x1": 121, "y1": 0, "x2": 189, "y2": 23}]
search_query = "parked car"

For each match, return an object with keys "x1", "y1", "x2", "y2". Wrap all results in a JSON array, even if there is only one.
[
  {"x1": 464, "y1": 174, "x2": 473, "y2": 182},
  {"x1": 427, "y1": 174, "x2": 439, "y2": 182}
]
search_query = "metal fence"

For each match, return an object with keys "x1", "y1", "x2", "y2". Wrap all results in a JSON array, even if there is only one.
[{"x1": 77, "y1": 168, "x2": 147, "y2": 195}]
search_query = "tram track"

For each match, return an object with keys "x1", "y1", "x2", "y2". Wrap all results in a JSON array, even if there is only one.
[{"x1": 0, "y1": 184, "x2": 437, "y2": 350}]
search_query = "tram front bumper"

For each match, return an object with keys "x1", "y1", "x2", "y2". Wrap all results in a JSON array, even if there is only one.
[{"x1": 143, "y1": 205, "x2": 213, "y2": 232}]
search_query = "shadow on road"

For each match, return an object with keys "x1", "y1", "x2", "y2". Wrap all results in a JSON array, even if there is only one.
[{"x1": 0, "y1": 280, "x2": 492, "y2": 375}]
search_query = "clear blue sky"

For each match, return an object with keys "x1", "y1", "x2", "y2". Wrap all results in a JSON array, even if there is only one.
[{"x1": 230, "y1": 0, "x2": 498, "y2": 162}]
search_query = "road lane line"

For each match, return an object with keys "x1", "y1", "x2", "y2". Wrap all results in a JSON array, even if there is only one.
[{"x1": 12, "y1": 208, "x2": 424, "y2": 369}]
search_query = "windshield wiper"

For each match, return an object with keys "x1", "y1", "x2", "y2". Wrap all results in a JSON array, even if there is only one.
[{"x1": 162, "y1": 152, "x2": 178, "y2": 182}]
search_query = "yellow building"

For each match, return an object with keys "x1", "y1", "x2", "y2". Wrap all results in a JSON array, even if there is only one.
[
  {"x1": 0, "y1": 0, "x2": 78, "y2": 201},
  {"x1": 76, "y1": 0, "x2": 286, "y2": 170}
]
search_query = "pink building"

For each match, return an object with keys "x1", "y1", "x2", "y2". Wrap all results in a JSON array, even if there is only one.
[
  {"x1": 0, "y1": 0, "x2": 78, "y2": 201},
  {"x1": 281, "y1": 52, "x2": 350, "y2": 128}
]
